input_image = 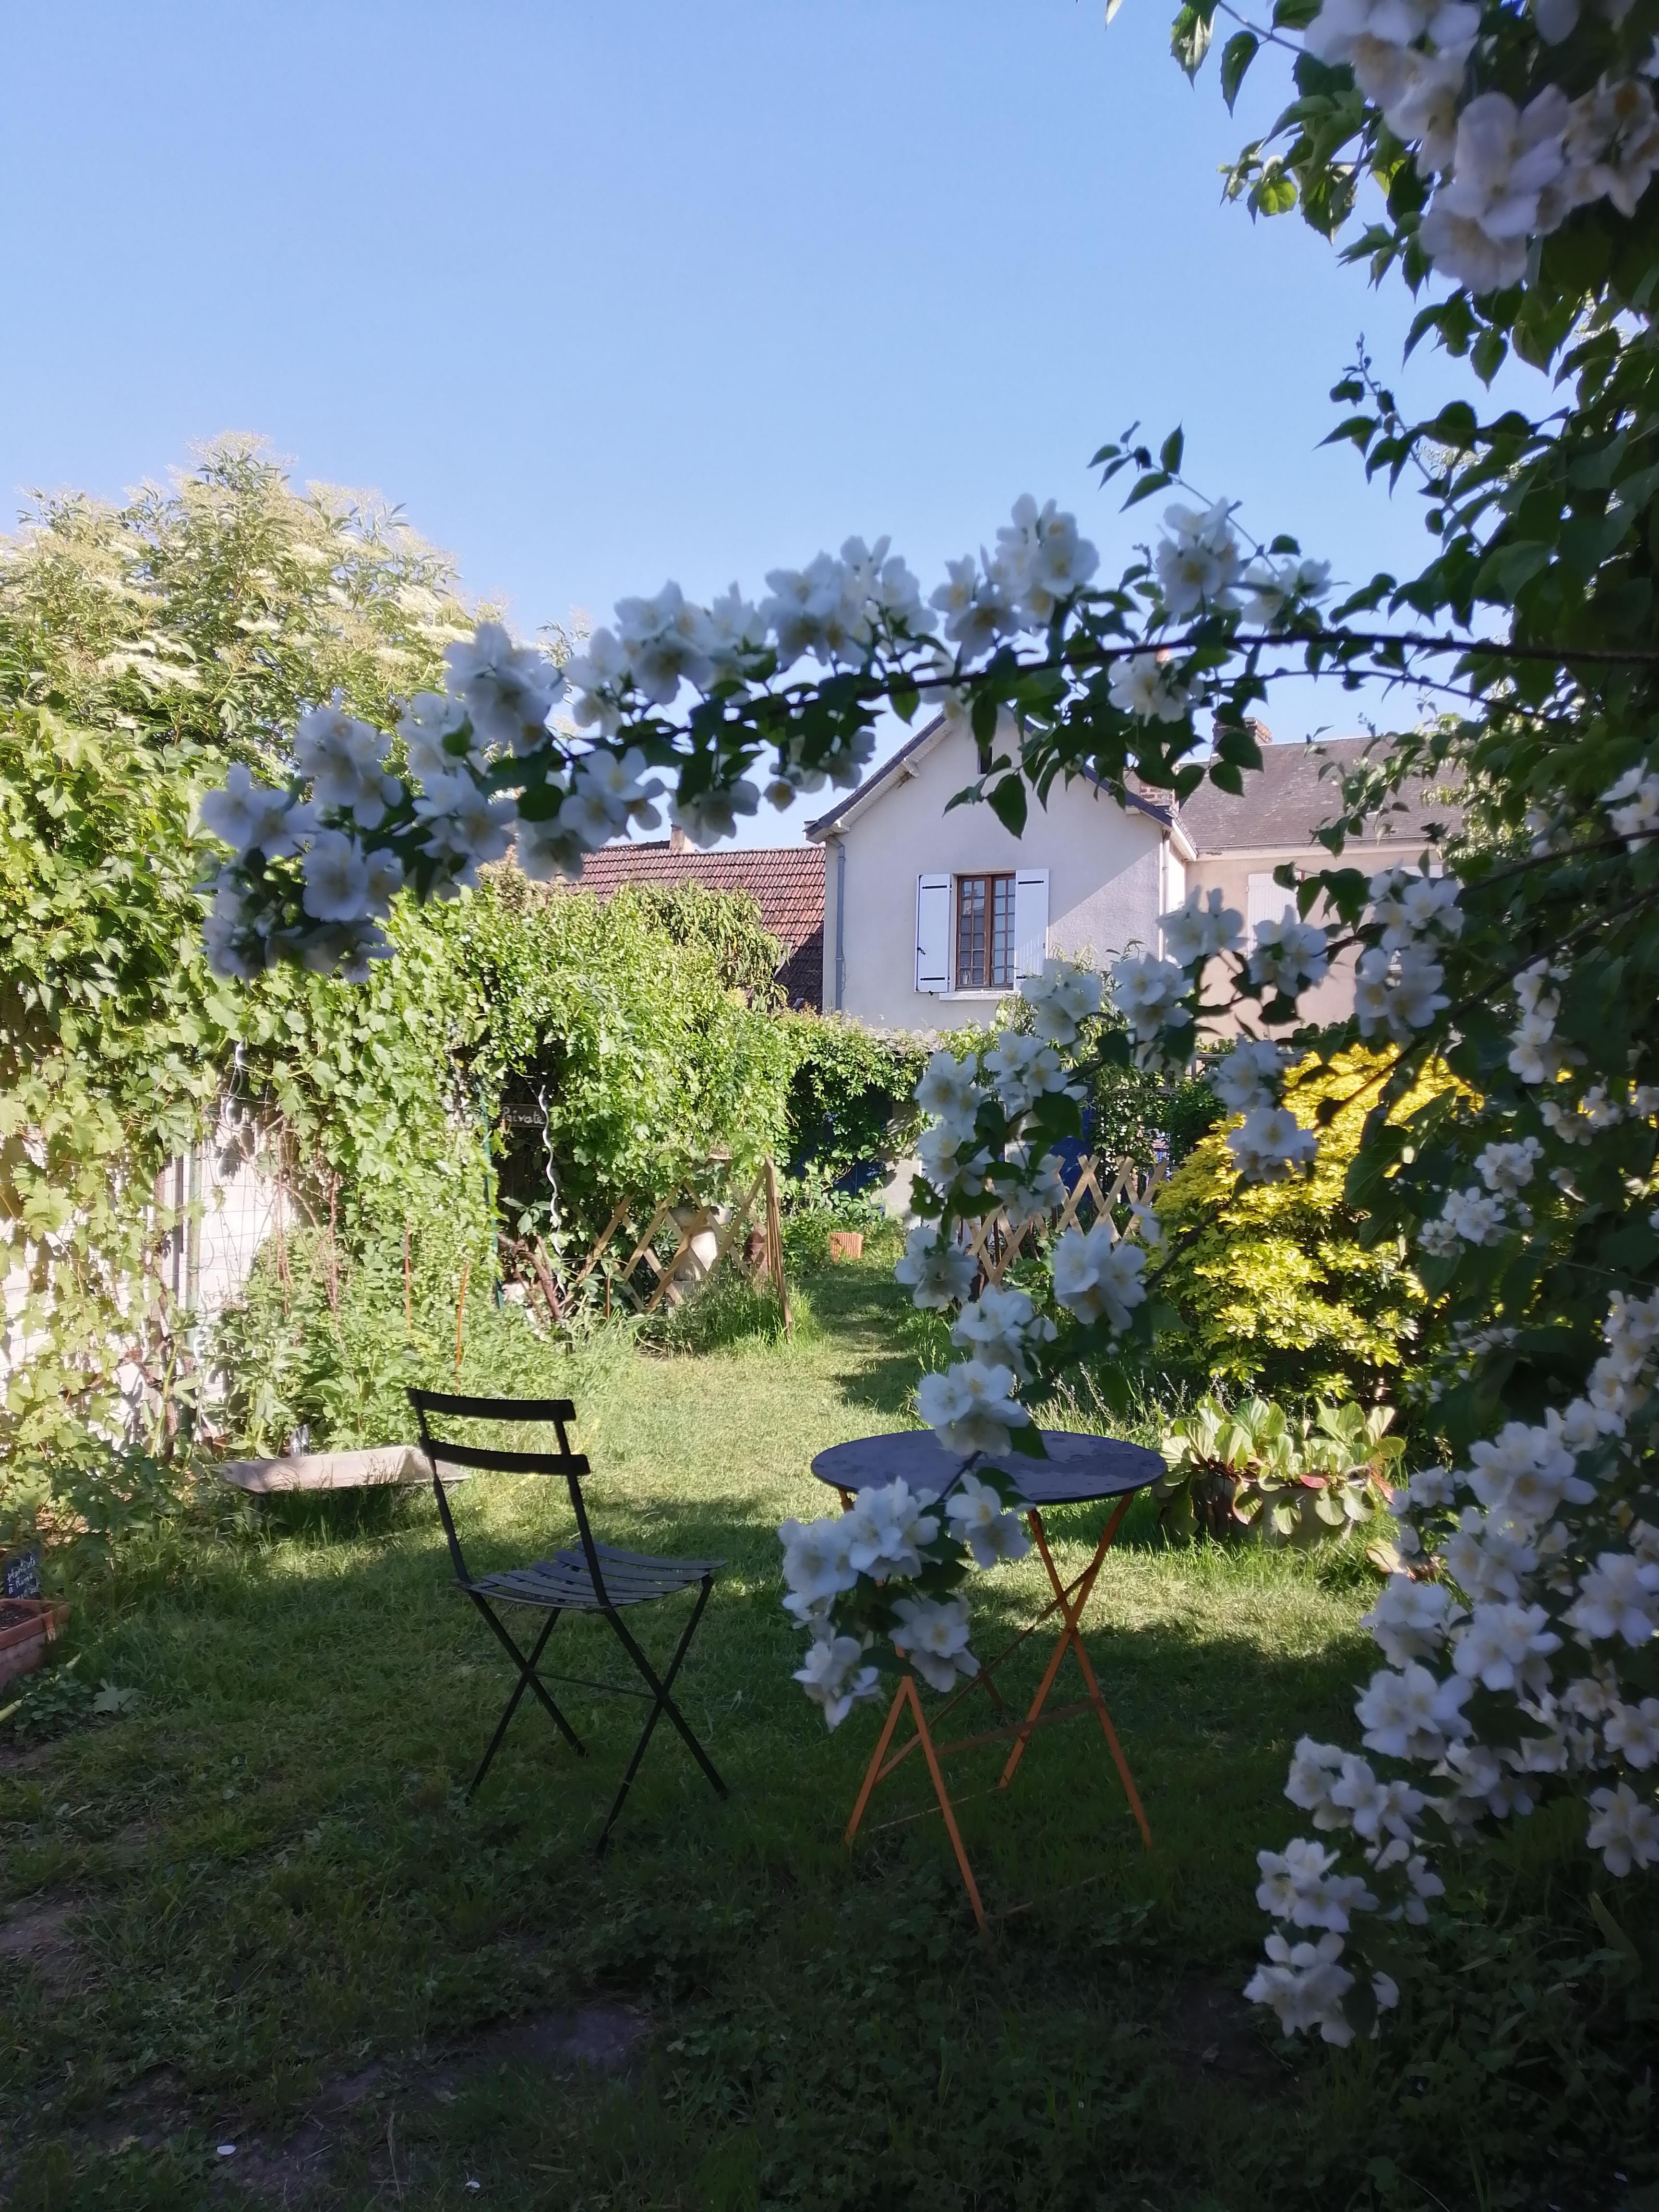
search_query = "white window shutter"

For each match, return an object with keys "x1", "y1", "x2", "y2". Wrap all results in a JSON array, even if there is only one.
[
  {"x1": 1013, "y1": 869, "x2": 1049, "y2": 980},
  {"x1": 915, "y1": 874, "x2": 950, "y2": 993},
  {"x1": 1246, "y1": 871, "x2": 1284, "y2": 947}
]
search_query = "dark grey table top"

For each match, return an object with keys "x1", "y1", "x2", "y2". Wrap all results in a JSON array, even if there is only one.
[{"x1": 811, "y1": 1429, "x2": 1165, "y2": 1508}]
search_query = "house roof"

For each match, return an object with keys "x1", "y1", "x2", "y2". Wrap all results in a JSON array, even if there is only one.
[
  {"x1": 571, "y1": 839, "x2": 826, "y2": 1008},
  {"x1": 805, "y1": 713, "x2": 1188, "y2": 848},
  {"x1": 1176, "y1": 736, "x2": 1460, "y2": 855}
]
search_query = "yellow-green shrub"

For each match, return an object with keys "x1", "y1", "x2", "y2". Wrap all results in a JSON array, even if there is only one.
[{"x1": 1153, "y1": 1048, "x2": 1451, "y2": 1402}]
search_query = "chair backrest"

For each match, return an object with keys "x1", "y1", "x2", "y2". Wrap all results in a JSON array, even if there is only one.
[{"x1": 408, "y1": 1388, "x2": 610, "y2": 1598}]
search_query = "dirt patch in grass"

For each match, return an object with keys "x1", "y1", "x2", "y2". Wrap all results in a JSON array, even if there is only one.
[
  {"x1": 0, "y1": 1894, "x2": 81, "y2": 1986},
  {"x1": 1162, "y1": 1973, "x2": 1295, "y2": 2095}
]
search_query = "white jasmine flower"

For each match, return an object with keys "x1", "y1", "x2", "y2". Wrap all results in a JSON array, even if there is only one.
[
  {"x1": 1443, "y1": 1186, "x2": 1508, "y2": 1245},
  {"x1": 444, "y1": 620, "x2": 564, "y2": 754},
  {"x1": 793, "y1": 1635, "x2": 881, "y2": 1729},
  {"x1": 1245, "y1": 1929, "x2": 1356, "y2": 2044},
  {"x1": 1355, "y1": 1663, "x2": 1472, "y2": 1760},
  {"x1": 1605, "y1": 760, "x2": 1659, "y2": 846},
  {"x1": 1227, "y1": 1105, "x2": 1318, "y2": 1182},
  {"x1": 1419, "y1": 88, "x2": 1571, "y2": 293},
  {"x1": 614, "y1": 580, "x2": 716, "y2": 703},
  {"x1": 1361, "y1": 1577, "x2": 1464, "y2": 1666},
  {"x1": 1285, "y1": 1738, "x2": 1347, "y2": 1827},
  {"x1": 1023, "y1": 957, "x2": 1105, "y2": 1044},
  {"x1": 199, "y1": 763, "x2": 315, "y2": 858},
  {"x1": 666, "y1": 780, "x2": 760, "y2": 848},
  {"x1": 915, "y1": 1049, "x2": 984, "y2": 1124},
  {"x1": 915, "y1": 1120, "x2": 993, "y2": 1199},
  {"x1": 1603, "y1": 1697, "x2": 1659, "y2": 1769},
  {"x1": 414, "y1": 773, "x2": 517, "y2": 873},
  {"x1": 301, "y1": 829, "x2": 372, "y2": 922},
  {"x1": 1476, "y1": 1138, "x2": 1542, "y2": 1196},
  {"x1": 998, "y1": 1147, "x2": 1069, "y2": 1234},
  {"x1": 1109, "y1": 650, "x2": 1194, "y2": 724},
  {"x1": 916, "y1": 1358, "x2": 1030, "y2": 1455},
  {"x1": 1110, "y1": 952, "x2": 1192, "y2": 1039},
  {"x1": 1567, "y1": 1550, "x2": 1659, "y2": 1645},
  {"x1": 1212, "y1": 1039, "x2": 1288, "y2": 1114},
  {"x1": 944, "y1": 1471, "x2": 1033, "y2": 1569},
  {"x1": 1330, "y1": 1757, "x2": 1426, "y2": 1844},
  {"x1": 397, "y1": 688, "x2": 471, "y2": 778},
  {"x1": 1154, "y1": 498, "x2": 1244, "y2": 616},
  {"x1": 563, "y1": 627, "x2": 632, "y2": 736},
  {"x1": 1467, "y1": 1421, "x2": 1591, "y2": 1519},
  {"x1": 1239, "y1": 553, "x2": 1333, "y2": 627},
  {"x1": 1051, "y1": 1224, "x2": 1148, "y2": 1331},
  {"x1": 890, "y1": 1594, "x2": 979, "y2": 1694},
  {"x1": 981, "y1": 1031, "x2": 1070, "y2": 1115},
  {"x1": 1451, "y1": 1601, "x2": 1561, "y2": 1694},
  {"x1": 1248, "y1": 910, "x2": 1330, "y2": 998},
  {"x1": 951, "y1": 1285, "x2": 1055, "y2": 1381},
  {"x1": 778, "y1": 1515, "x2": 858, "y2": 1604},
  {"x1": 1160, "y1": 886, "x2": 1245, "y2": 967},
  {"x1": 1586, "y1": 1781, "x2": 1659, "y2": 1875},
  {"x1": 893, "y1": 1224, "x2": 977, "y2": 1310},
  {"x1": 843, "y1": 1478, "x2": 940, "y2": 1580},
  {"x1": 1565, "y1": 78, "x2": 1659, "y2": 218},
  {"x1": 1443, "y1": 1507, "x2": 1539, "y2": 1604}
]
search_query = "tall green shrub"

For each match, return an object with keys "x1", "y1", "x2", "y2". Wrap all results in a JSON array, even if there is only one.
[{"x1": 1153, "y1": 1048, "x2": 1449, "y2": 1402}]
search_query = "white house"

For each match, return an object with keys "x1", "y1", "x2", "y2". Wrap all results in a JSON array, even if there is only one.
[{"x1": 807, "y1": 712, "x2": 1192, "y2": 1030}]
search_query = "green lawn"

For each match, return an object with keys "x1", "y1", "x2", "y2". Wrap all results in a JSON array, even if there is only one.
[{"x1": 1, "y1": 1252, "x2": 1649, "y2": 2211}]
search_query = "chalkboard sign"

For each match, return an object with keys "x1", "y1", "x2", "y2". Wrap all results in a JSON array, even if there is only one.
[{"x1": 3, "y1": 1549, "x2": 41, "y2": 1599}]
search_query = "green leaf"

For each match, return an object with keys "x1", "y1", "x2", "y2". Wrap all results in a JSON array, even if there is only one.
[
  {"x1": 1219, "y1": 29, "x2": 1258, "y2": 111},
  {"x1": 986, "y1": 774, "x2": 1029, "y2": 836},
  {"x1": 1171, "y1": 3, "x2": 1213, "y2": 77},
  {"x1": 1160, "y1": 425, "x2": 1186, "y2": 475}
]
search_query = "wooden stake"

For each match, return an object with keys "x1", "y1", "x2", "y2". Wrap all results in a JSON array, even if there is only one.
[
  {"x1": 403, "y1": 1219, "x2": 413, "y2": 1334},
  {"x1": 455, "y1": 1260, "x2": 470, "y2": 1374},
  {"x1": 763, "y1": 1158, "x2": 792, "y2": 1337}
]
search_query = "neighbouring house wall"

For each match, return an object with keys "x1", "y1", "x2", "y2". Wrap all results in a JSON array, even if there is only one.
[
  {"x1": 1186, "y1": 841, "x2": 1415, "y2": 1029},
  {"x1": 820, "y1": 723, "x2": 1169, "y2": 1032}
]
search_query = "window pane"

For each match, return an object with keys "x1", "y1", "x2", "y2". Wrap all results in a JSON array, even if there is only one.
[
  {"x1": 955, "y1": 875, "x2": 1015, "y2": 989},
  {"x1": 956, "y1": 876, "x2": 988, "y2": 989},
  {"x1": 990, "y1": 876, "x2": 1014, "y2": 987}
]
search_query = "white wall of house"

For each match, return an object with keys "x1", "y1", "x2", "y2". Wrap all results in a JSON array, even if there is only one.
[{"x1": 816, "y1": 721, "x2": 1174, "y2": 1032}]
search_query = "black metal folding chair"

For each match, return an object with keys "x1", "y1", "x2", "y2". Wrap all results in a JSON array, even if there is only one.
[{"x1": 409, "y1": 1387, "x2": 727, "y2": 1851}]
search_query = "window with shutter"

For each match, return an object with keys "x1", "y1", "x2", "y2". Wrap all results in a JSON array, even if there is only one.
[
  {"x1": 1246, "y1": 871, "x2": 1284, "y2": 946},
  {"x1": 915, "y1": 874, "x2": 950, "y2": 993},
  {"x1": 955, "y1": 873, "x2": 1015, "y2": 989},
  {"x1": 1013, "y1": 869, "x2": 1049, "y2": 980}
]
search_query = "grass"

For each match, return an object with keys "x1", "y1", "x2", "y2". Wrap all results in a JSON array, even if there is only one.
[{"x1": 2, "y1": 1246, "x2": 1655, "y2": 2211}]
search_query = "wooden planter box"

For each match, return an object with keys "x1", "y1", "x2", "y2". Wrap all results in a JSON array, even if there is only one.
[
  {"x1": 827, "y1": 1230, "x2": 865, "y2": 1262},
  {"x1": 0, "y1": 1599, "x2": 70, "y2": 1693}
]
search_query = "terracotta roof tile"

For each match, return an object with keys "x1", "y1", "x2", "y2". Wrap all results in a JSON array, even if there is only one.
[{"x1": 569, "y1": 841, "x2": 826, "y2": 1008}]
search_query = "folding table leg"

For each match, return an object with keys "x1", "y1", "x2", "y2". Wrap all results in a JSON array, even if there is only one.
[
  {"x1": 996, "y1": 1503, "x2": 1151, "y2": 1848},
  {"x1": 844, "y1": 1674, "x2": 986, "y2": 1934},
  {"x1": 594, "y1": 1576, "x2": 726, "y2": 1854},
  {"x1": 465, "y1": 1601, "x2": 584, "y2": 1799}
]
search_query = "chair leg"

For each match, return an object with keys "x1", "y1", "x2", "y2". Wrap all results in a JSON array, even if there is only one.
[
  {"x1": 594, "y1": 1577, "x2": 725, "y2": 1853},
  {"x1": 465, "y1": 1599, "x2": 584, "y2": 1800}
]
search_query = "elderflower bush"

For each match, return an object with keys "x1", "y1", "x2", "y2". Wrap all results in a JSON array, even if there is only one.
[{"x1": 196, "y1": 0, "x2": 1659, "y2": 2042}]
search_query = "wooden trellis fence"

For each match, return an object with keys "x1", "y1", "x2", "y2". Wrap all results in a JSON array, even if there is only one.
[
  {"x1": 957, "y1": 1154, "x2": 1165, "y2": 1288},
  {"x1": 573, "y1": 1156, "x2": 791, "y2": 1332}
]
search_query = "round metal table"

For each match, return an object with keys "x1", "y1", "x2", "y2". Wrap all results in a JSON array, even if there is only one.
[
  {"x1": 807, "y1": 1427, "x2": 1166, "y2": 1930},
  {"x1": 811, "y1": 1428, "x2": 1164, "y2": 1508}
]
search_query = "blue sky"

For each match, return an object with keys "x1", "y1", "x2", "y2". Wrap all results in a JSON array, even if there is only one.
[{"x1": 1, "y1": 2, "x2": 1535, "y2": 841}]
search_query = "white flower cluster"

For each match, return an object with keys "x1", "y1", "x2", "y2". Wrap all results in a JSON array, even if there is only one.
[
  {"x1": 1417, "y1": 1136, "x2": 1543, "y2": 1255},
  {"x1": 1505, "y1": 960, "x2": 1578, "y2": 1088},
  {"x1": 1605, "y1": 759, "x2": 1659, "y2": 848},
  {"x1": 1250, "y1": 1285, "x2": 1659, "y2": 2039},
  {"x1": 1150, "y1": 498, "x2": 1332, "y2": 626},
  {"x1": 1304, "y1": 0, "x2": 1659, "y2": 295},
  {"x1": 778, "y1": 1470, "x2": 1034, "y2": 1723},
  {"x1": 1353, "y1": 867, "x2": 1459, "y2": 1042}
]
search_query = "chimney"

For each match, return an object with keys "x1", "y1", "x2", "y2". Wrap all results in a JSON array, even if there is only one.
[{"x1": 669, "y1": 825, "x2": 688, "y2": 854}]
